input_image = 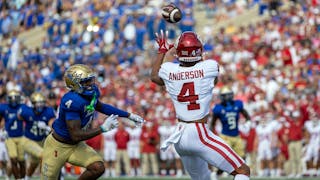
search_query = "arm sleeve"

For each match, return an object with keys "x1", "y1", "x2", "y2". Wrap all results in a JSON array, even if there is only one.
[
  {"x1": 19, "y1": 105, "x2": 30, "y2": 120},
  {"x1": 213, "y1": 106, "x2": 220, "y2": 116},
  {"x1": 96, "y1": 102, "x2": 129, "y2": 117},
  {"x1": 0, "y1": 104, "x2": 5, "y2": 116},
  {"x1": 61, "y1": 96, "x2": 82, "y2": 121}
]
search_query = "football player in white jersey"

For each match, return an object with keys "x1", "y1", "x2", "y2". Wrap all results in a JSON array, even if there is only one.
[
  {"x1": 0, "y1": 129, "x2": 9, "y2": 179},
  {"x1": 102, "y1": 129, "x2": 117, "y2": 177},
  {"x1": 151, "y1": 30, "x2": 250, "y2": 180},
  {"x1": 158, "y1": 120, "x2": 183, "y2": 176},
  {"x1": 303, "y1": 113, "x2": 320, "y2": 176},
  {"x1": 254, "y1": 114, "x2": 274, "y2": 177},
  {"x1": 126, "y1": 123, "x2": 142, "y2": 176}
]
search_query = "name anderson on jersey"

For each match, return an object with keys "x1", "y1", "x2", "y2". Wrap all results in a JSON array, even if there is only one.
[{"x1": 169, "y1": 69, "x2": 204, "y2": 81}]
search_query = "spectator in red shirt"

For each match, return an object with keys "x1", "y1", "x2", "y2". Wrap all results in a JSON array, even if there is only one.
[
  {"x1": 287, "y1": 110, "x2": 304, "y2": 177},
  {"x1": 277, "y1": 117, "x2": 290, "y2": 177},
  {"x1": 140, "y1": 122, "x2": 159, "y2": 176},
  {"x1": 242, "y1": 120, "x2": 257, "y2": 176},
  {"x1": 114, "y1": 121, "x2": 131, "y2": 176},
  {"x1": 281, "y1": 45, "x2": 293, "y2": 65}
]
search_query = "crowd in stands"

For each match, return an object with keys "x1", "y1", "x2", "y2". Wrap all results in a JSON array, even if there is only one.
[{"x1": 0, "y1": 0, "x2": 319, "y2": 178}]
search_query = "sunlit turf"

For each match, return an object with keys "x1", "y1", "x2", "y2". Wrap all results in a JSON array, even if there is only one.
[{"x1": 26, "y1": 176, "x2": 320, "y2": 180}]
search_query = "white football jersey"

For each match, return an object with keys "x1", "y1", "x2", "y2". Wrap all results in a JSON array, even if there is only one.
[
  {"x1": 102, "y1": 128, "x2": 117, "y2": 149},
  {"x1": 126, "y1": 126, "x2": 142, "y2": 148},
  {"x1": 159, "y1": 59, "x2": 219, "y2": 121},
  {"x1": 304, "y1": 120, "x2": 320, "y2": 144},
  {"x1": 158, "y1": 125, "x2": 174, "y2": 144}
]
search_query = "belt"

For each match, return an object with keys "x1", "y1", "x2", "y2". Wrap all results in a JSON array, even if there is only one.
[
  {"x1": 178, "y1": 116, "x2": 208, "y2": 123},
  {"x1": 52, "y1": 132, "x2": 78, "y2": 145}
]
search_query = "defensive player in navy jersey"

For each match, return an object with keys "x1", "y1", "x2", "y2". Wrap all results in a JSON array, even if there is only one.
[
  {"x1": 41, "y1": 64, "x2": 145, "y2": 180},
  {"x1": 19, "y1": 92, "x2": 55, "y2": 179},
  {"x1": 0, "y1": 90, "x2": 27, "y2": 179},
  {"x1": 211, "y1": 86, "x2": 251, "y2": 178},
  {"x1": 211, "y1": 86, "x2": 251, "y2": 157}
]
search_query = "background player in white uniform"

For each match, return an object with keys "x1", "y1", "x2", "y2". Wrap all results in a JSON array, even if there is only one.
[
  {"x1": 126, "y1": 123, "x2": 142, "y2": 176},
  {"x1": 158, "y1": 120, "x2": 182, "y2": 176},
  {"x1": 102, "y1": 128, "x2": 117, "y2": 177},
  {"x1": 303, "y1": 113, "x2": 320, "y2": 176},
  {"x1": 151, "y1": 30, "x2": 250, "y2": 180},
  {"x1": 0, "y1": 129, "x2": 9, "y2": 179},
  {"x1": 255, "y1": 115, "x2": 274, "y2": 177}
]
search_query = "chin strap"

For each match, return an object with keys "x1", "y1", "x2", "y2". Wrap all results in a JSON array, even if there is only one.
[{"x1": 86, "y1": 93, "x2": 96, "y2": 112}]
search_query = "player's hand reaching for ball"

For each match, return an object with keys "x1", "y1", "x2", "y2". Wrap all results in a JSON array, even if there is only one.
[
  {"x1": 128, "y1": 113, "x2": 145, "y2": 127},
  {"x1": 155, "y1": 29, "x2": 173, "y2": 54},
  {"x1": 100, "y1": 114, "x2": 119, "y2": 132}
]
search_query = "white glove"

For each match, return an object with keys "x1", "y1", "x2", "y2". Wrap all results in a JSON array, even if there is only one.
[
  {"x1": 0, "y1": 129, "x2": 8, "y2": 139},
  {"x1": 37, "y1": 121, "x2": 48, "y2": 130},
  {"x1": 100, "y1": 114, "x2": 119, "y2": 132},
  {"x1": 45, "y1": 126, "x2": 52, "y2": 135},
  {"x1": 128, "y1": 113, "x2": 145, "y2": 127}
]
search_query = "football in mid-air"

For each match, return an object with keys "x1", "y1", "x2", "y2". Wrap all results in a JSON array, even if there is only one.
[{"x1": 161, "y1": 4, "x2": 182, "y2": 23}]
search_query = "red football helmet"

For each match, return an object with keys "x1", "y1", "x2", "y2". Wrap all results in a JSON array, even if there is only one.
[{"x1": 174, "y1": 31, "x2": 203, "y2": 62}]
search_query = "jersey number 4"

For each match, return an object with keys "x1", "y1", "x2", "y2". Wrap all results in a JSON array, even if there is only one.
[{"x1": 177, "y1": 82, "x2": 200, "y2": 110}]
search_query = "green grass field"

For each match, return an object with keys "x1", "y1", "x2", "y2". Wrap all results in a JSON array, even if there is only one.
[{"x1": 25, "y1": 176, "x2": 320, "y2": 180}]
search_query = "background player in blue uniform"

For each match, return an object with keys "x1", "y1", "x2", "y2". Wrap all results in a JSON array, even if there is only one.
[
  {"x1": 19, "y1": 92, "x2": 56, "y2": 180},
  {"x1": 41, "y1": 64, "x2": 145, "y2": 180},
  {"x1": 0, "y1": 90, "x2": 27, "y2": 179},
  {"x1": 211, "y1": 86, "x2": 251, "y2": 178}
]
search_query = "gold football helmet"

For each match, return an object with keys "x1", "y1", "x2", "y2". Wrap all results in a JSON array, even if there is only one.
[
  {"x1": 30, "y1": 92, "x2": 46, "y2": 113},
  {"x1": 219, "y1": 86, "x2": 234, "y2": 102},
  {"x1": 7, "y1": 90, "x2": 21, "y2": 107},
  {"x1": 30, "y1": 92, "x2": 46, "y2": 103},
  {"x1": 64, "y1": 64, "x2": 97, "y2": 96}
]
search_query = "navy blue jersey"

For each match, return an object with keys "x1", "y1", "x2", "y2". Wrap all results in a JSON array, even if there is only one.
[
  {"x1": 212, "y1": 100, "x2": 244, "y2": 137},
  {"x1": 20, "y1": 106, "x2": 56, "y2": 141},
  {"x1": 0, "y1": 104, "x2": 27, "y2": 137},
  {"x1": 52, "y1": 91, "x2": 99, "y2": 141}
]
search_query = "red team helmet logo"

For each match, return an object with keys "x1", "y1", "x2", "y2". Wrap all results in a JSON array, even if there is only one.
[{"x1": 174, "y1": 31, "x2": 203, "y2": 62}]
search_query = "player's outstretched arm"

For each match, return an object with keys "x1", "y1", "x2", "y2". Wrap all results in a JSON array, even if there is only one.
[
  {"x1": 66, "y1": 119, "x2": 103, "y2": 143},
  {"x1": 241, "y1": 108, "x2": 251, "y2": 122},
  {"x1": 151, "y1": 30, "x2": 172, "y2": 86},
  {"x1": 151, "y1": 53, "x2": 165, "y2": 86},
  {"x1": 210, "y1": 113, "x2": 219, "y2": 134},
  {"x1": 96, "y1": 101, "x2": 145, "y2": 126}
]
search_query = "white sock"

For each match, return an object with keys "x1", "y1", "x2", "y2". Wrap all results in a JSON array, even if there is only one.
[
  {"x1": 111, "y1": 169, "x2": 116, "y2": 177},
  {"x1": 104, "y1": 168, "x2": 110, "y2": 177},
  {"x1": 25, "y1": 176, "x2": 30, "y2": 180},
  {"x1": 137, "y1": 168, "x2": 142, "y2": 176},
  {"x1": 276, "y1": 169, "x2": 282, "y2": 176},
  {"x1": 169, "y1": 169, "x2": 175, "y2": 175},
  {"x1": 130, "y1": 169, "x2": 135, "y2": 176},
  {"x1": 160, "y1": 169, "x2": 166, "y2": 175},
  {"x1": 234, "y1": 174, "x2": 250, "y2": 180},
  {"x1": 176, "y1": 169, "x2": 182, "y2": 177}
]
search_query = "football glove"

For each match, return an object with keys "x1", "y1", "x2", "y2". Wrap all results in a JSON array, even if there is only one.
[
  {"x1": 128, "y1": 113, "x2": 145, "y2": 127},
  {"x1": 155, "y1": 29, "x2": 173, "y2": 54},
  {"x1": 100, "y1": 114, "x2": 119, "y2": 132},
  {"x1": 37, "y1": 121, "x2": 48, "y2": 130}
]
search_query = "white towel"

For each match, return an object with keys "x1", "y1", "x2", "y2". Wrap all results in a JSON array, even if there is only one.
[{"x1": 160, "y1": 122, "x2": 186, "y2": 151}]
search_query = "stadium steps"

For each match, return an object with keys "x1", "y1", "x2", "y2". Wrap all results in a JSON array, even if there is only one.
[
  {"x1": 0, "y1": 25, "x2": 46, "y2": 49},
  {"x1": 194, "y1": 4, "x2": 269, "y2": 36},
  {"x1": 194, "y1": 1, "x2": 292, "y2": 36},
  {"x1": 18, "y1": 26, "x2": 47, "y2": 48}
]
